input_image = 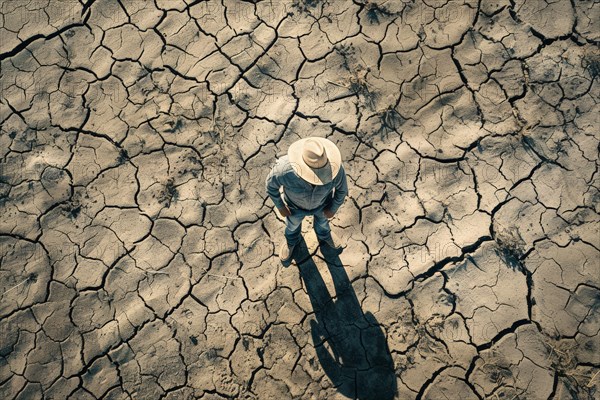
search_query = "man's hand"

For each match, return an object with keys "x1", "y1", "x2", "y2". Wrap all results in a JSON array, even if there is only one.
[
  {"x1": 323, "y1": 208, "x2": 335, "y2": 219},
  {"x1": 278, "y1": 206, "x2": 292, "y2": 217}
]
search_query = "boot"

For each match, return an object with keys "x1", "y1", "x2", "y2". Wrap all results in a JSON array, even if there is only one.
[{"x1": 279, "y1": 241, "x2": 296, "y2": 265}]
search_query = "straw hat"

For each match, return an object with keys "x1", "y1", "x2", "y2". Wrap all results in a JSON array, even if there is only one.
[{"x1": 288, "y1": 137, "x2": 342, "y2": 185}]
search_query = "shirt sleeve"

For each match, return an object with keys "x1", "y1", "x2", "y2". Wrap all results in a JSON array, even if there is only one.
[
  {"x1": 328, "y1": 165, "x2": 348, "y2": 214},
  {"x1": 265, "y1": 161, "x2": 285, "y2": 209}
]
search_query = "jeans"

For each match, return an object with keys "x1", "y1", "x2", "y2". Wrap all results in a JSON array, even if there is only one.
[{"x1": 285, "y1": 204, "x2": 332, "y2": 246}]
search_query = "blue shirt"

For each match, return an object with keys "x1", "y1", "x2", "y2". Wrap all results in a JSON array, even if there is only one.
[{"x1": 266, "y1": 155, "x2": 348, "y2": 213}]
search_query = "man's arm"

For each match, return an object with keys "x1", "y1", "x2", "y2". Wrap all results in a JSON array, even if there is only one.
[
  {"x1": 266, "y1": 160, "x2": 291, "y2": 216},
  {"x1": 325, "y1": 166, "x2": 348, "y2": 216}
]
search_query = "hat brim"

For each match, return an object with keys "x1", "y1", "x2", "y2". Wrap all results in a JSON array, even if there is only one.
[{"x1": 288, "y1": 137, "x2": 342, "y2": 185}]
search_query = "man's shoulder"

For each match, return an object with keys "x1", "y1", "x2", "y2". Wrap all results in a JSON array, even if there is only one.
[{"x1": 271, "y1": 155, "x2": 295, "y2": 175}]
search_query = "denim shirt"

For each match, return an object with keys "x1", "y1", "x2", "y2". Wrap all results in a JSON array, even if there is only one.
[{"x1": 265, "y1": 155, "x2": 348, "y2": 213}]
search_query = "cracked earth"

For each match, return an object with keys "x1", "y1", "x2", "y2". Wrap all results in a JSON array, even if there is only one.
[{"x1": 0, "y1": 0, "x2": 599, "y2": 399}]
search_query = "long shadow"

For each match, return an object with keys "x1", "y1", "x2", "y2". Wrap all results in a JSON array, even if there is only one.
[{"x1": 292, "y1": 239, "x2": 396, "y2": 400}]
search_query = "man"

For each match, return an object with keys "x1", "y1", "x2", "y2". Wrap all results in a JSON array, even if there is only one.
[{"x1": 265, "y1": 137, "x2": 348, "y2": 264}]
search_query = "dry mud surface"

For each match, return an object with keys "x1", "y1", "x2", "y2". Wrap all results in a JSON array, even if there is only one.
[{"x1": 1, "y1": 0, "x2": 599, "y2": 399}]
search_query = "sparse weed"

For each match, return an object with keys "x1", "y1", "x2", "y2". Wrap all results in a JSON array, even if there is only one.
[
  {"x1": 164, "y1": 118, "x2": 184, "y2": 134},
  {"x1": 364, "y1": 1, "x2": 396, "y2": 25},
  {"x1": 291, "y1": 0, "x2": 321, "y2": 14},
  {"x1": 543, "y1": 338, "x2": 599, "y2": 399},
  {"x1": 375, "y1": 105, "x2": 403, "y2": 137},
  {"x1": 117, "y1": 148, "x2": 129, "y2": 164},
  {"x1": 159, "y1": 177, "x2": 179, "y2": 207},
  {"x1": 494, "y1": 229, "x2": 526, "y2": 271},
  {"x1": 331, "y1": 66, "x2": 378, "y2": 110},
  {"x1": 582, "y1": 48, "x2": 600, "y2": 78}
]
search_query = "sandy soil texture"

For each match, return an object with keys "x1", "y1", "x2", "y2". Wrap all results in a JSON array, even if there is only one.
[{"x1": 1, "y1": 0, "x2": 599, "y2": 399}]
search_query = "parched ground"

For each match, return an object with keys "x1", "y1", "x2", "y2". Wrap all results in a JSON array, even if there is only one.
[{"x1": 1, "y1": 0, "x2": 599, "y2": 399}]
